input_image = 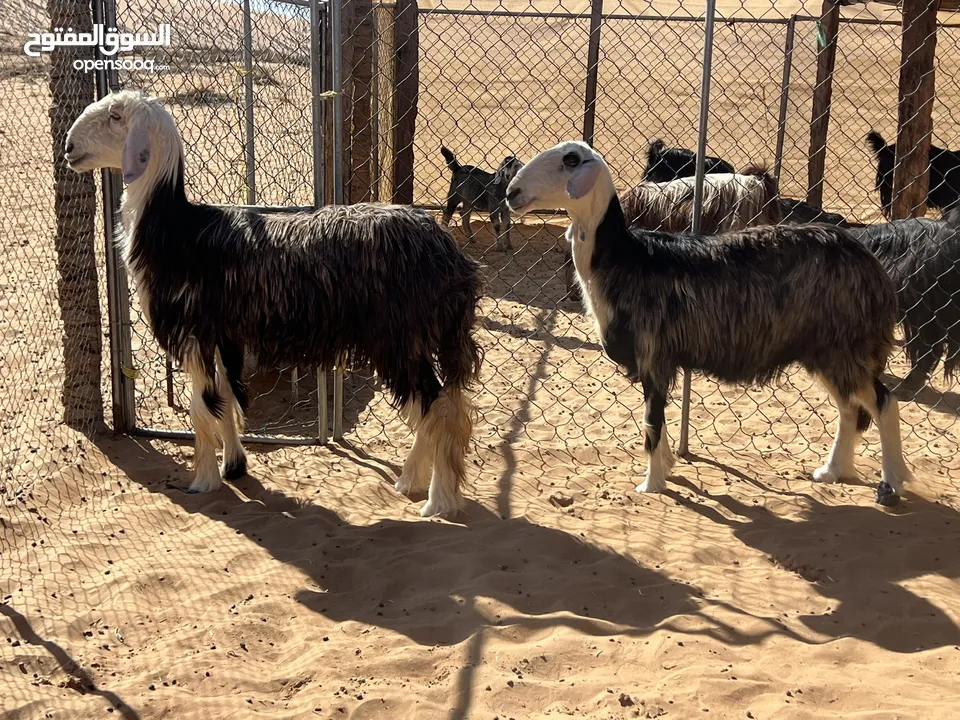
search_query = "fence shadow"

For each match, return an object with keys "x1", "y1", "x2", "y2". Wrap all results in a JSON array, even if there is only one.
[
  {"x1": 0, "y1": 604, "x2": 140, "y2": 719},
  {"x1": 668, "y1": 470, "x2": 960, "y2": 654},
  {"x1": 80, "y1": 429, "x2": 960, "y2": 716},
  {"x1": 87, "y1": 431, "x2": 960, "y2": 654}
]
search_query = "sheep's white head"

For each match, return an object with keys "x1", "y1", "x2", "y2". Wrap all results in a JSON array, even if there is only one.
[
  {"x1": 64, "y1": 90, "x2": 166, "y2": 184},
  {"x1": 505, "y1": 141, "x2": 614, "y2": 219}
]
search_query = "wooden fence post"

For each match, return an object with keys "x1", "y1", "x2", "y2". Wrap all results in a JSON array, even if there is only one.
[
  {"x1": 48, "y1": 0, "x2": 104, "y2": 431},
  {"x1": 392, "y1": 0, "x2": 418, "y2": 204},
  {"x1": 892, "y1": 0, "x2": 940, "y2": 219},
  {"x1": 806, "y1": 0, "x2": 840, "y2": 207}
]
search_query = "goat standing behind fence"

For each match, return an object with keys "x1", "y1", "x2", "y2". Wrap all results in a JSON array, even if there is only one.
[
  {"x1": 64, "y1": 90, "x2": 484, "y2": 518},
  {"x1": 507, "y1": 140, "x2": 913, "y2": 507},
  {"x1": 440, "y1": 146, "x2": 524, "y2": 251}
]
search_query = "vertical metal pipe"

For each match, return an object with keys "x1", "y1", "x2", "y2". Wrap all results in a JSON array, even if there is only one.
[
  {"x1": 165, "y1": 356, "x2": 175, "y2": 407},
  {"x1": 93, "y1": 0, "x2": 123, "y2": 431},
  {"x1": 371, "y1": 6, "x2": 381, "y2": 201},
  {"x1": 311, "y1": 0, "x2": 330, "y2": 443},
  {"x1": 678, "y1": 0, "x2": 717, "y2": 456},
  {"x1": 318, "y1": 368, "x2": 328, "y2": 444},
  {"x1": 581, "y1": 0, "x2": 604, "y2": 146},
  {"x1": 331, "y1": 0, "x2": 345, "y2": 440},
  {"x1": 98, "y1": 0, "x2": 136, "y2": 433},
  {"x1": 242, "y1": 0, "x2": 257, "y2": 205},
  {"x1": 331, "y1": 0, "x2": 344, "y2": 206},
  {"x1": 773, "y1": 15, "x2": 796, "y2": 183},
  {"x1": 333, "y1": 369, "x2": 344, "y2": 439}
]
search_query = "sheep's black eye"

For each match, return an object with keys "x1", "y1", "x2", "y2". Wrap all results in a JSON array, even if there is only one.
[
  {"x1": 562, "y1": 152, "x2": 581, "y2": 169},
  {"x1": 109, "y1": 112, "x2": 122, "y2": 122}
]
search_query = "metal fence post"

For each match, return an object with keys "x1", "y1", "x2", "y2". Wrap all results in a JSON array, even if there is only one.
[
  {"x1": 371, "y1": 6, "x2": 381, "y2": 202},
  {"x1": 242, "y1": 0, "x2": 257, "y2": 206},
  {"x1": 773, "y1": 15, "x2": 796, "y2": 182},
  {"x1": 678, "y1": 0, "x2": 717, "y2": 457},
  {"x1": 311, "y1": 0, "x2": 330, "y2": 444},
  {"x1": 331, "y1": 0, "x2": 345, "y2": 440},
  {"x1": 95, "y1": 0, "x2": 136, "y2": 434},
  {"x1": 582, "y1": 0, "x2": 604, "y2": 146}
]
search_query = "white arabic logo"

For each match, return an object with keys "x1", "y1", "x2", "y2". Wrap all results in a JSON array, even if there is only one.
[{"x1": 23, "y1": 24, "x2": 172, "y2": 57}]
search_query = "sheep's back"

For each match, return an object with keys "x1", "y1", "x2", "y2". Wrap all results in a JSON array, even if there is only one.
[
  {"x1": 597, "y1": 223, "x2": 897, "y2": 387},
  {"x1": 211, "y1": 203, "x2": 482, "y2": 370}
]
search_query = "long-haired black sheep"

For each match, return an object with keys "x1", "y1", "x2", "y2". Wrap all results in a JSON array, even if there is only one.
[
  {"x1": 866, "y1": 130, "x2": 960, "y2": 218},
  {"x1": 64, "y1": 90, "x2": 483, "y2": 518},
  {"x1": 507, "y1": 141, "x2": 912, "y2": 507},
  {"x1": 851, "y1": 215, "x2": 960, "y2": 389}
]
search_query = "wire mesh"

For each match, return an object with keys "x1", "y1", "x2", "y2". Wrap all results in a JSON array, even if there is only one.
[{"x1": 4, "y1": 0, "x2": 960, "y2": 714}]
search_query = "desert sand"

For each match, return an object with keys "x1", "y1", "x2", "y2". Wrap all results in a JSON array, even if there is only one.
[{"x1": 3, "y1": 0, "x2": 960, "y2": 717}]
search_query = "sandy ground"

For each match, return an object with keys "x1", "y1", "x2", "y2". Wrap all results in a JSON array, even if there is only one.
[{"x1": 4, "y1": 0, "x2": 960, "y2": 717}]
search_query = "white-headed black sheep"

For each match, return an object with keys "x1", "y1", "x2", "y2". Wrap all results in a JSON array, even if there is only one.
[
  {"x1": 64, "y1": 90, "x2": 483, "y2": 518},
  {"x1": 506, "y1": 140, "x2": 913, "y2": 507}
]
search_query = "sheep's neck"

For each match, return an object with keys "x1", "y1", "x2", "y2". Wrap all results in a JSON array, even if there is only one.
[
  {"x1": 567, "y1": 194, "x2": 628, "y2": 273},
  {"x1": 568, "y1": 194, "x2": 625, "y2": 337},
  {"x1": 120, "y1": 139, "x2": 190, "y2": 281}
]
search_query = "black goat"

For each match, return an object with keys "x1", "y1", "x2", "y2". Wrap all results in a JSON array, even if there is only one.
[
  {"x1": 440, "y1": 146, "x2": 524, "y2": 250},
  {"x1": 642, "y1": 138, "x2": 734, "y2": 183},
  {"x1": 779, "y1": 197, "x2": 863, "y2": 228},
  {"x1": 866, "y1": 130, "x2": 960, "y2": 218}
]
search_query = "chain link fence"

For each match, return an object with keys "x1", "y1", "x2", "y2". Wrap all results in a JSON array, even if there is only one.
[{"x1": 3, "y1": 0, "x2": 960, "y2": 712}]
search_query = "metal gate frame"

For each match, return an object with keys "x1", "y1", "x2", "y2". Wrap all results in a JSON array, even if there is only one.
[{"x1": 97, "y1": 0, "x2": 345, "y2": 446}]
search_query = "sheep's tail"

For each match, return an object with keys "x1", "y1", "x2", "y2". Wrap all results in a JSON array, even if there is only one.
[
  {"x1": 738, "y1": 163, "x2": 782, "y2": 223},
  {"x1": 423, "y1": 262, "x2": 483, "y2": 500},
  {"x1": 646, "y1": 138, "x2": 666, "y2": 166},
  {"x1": 739, "y1": 163, "x2": 778, "y2": 194},
  {"x1": 440, "y1": 145, "x2": 461, "y2": 173},
  {"x1": 866, "y1": 130, "x2": 888, "y2": 156}
]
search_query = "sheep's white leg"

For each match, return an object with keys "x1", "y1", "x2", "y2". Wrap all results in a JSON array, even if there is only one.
[
  {"x1": 395, "y1": 395, "x2": 433, "y2": 496},
  {"x1": 658, "y1": 424, "x2": 676, "y2": 475},
  {"x1": 184, "y1": 346, "x2": 222, "y2": 493},
  {"x1": 855, "y1": 379, "x2": 912, "y2": 506},
  {"x1": 418, "y1": 390, "x2": 473, "y2": 518},
  {"x1": 813, "y1": 396, "x2": 861, "y2": 485},
  {"x1": 216, "y1": 352, "x2": 247, "y2": 481},
  {"x1": 636, "y1": 381, "x2": 669, "y2": 494}
]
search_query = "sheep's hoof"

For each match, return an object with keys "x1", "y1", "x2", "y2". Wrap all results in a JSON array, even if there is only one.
[
  {"x1": 395, "y1": 472, "x2": 429, "y2": 497},
  {"x1": 419, "y1": 492, "x2": 463, "y2": 519},
  {"x1": 812, "y1": 466, "x2": 838, "y2": 484},
  {"x1": 186, "y1": 474, "x2": 223, "y2": 493},
  {"x1": 222, "y1": 455, "x2": 248, "y2": 480},
  {"x1": 636, "y1": 477, "x2": 666, "y2": 494},
  {"x1": 812, "y1": 465, "x2": 857, "y2": 484},
  {"x1": 876, "y1": 481, "x2": 900, "y2": 507}
]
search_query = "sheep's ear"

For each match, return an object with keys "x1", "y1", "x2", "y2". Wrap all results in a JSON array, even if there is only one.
[
  {"x1": 566, "y1": 160, "x2": 602, "y2": 200},
  {"x1": 121, "y1": 119, "x2": 151, "y2": 183}
]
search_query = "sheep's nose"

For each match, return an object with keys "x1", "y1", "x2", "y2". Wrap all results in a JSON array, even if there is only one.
[
  {"x1": 65, "y1": 140, "x2": 75, "y2": 154},
  {"x1": 506, "y1": 187, "x2": 521, "y2": 203}
]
